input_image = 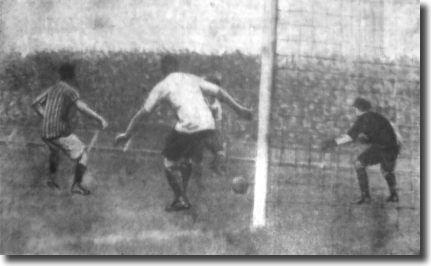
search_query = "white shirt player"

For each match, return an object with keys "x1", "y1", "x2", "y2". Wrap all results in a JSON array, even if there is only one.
[{"x1": 143, "y1": 72, "x2": 220, "y2": 133}]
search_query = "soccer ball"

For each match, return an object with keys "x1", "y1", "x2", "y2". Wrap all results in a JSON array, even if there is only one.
[{"x1": 231, "y1": 176, "x2": 249, "y2": 194}]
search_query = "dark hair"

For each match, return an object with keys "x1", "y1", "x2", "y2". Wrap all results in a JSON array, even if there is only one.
[
  {"x1": 160, "y1": 55, "x2": 179, "y2": 75},
  {"x1": 352, "y1": 97, "x2": 372, "y2": 112},
  {"x1": 205, "y1": 73, "x2": 222, "y2": 86},
  {"x1": 58, "y1": 63, "x2": 75, "y2": 81}
]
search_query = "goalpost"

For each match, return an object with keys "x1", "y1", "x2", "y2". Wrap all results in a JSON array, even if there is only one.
[{"x1": 252, "y1": 0, "x2": 278, "y2": 229}]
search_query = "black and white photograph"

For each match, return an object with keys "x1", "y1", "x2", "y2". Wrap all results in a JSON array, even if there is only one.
[{"x1": 0, "y1": 0, "x2": 421, "y2": 255}]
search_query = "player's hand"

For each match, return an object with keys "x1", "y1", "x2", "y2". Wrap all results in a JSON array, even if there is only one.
[
  {"x1": 100, "y1": 118, "x2": 108, "y2": 130},
  {"x1": 240, "y1": 107, "x2": 253, "y2": 121},
  {"x1": 321, "y1": 139, "x2": 336, "y2": 152},
  {"x1": 114, "y1": 133, "x2": 129, "y2": 147}
]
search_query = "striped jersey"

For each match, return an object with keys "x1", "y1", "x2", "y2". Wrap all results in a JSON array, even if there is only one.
[{"x1": 37, "y1": 81, "x2": 80, "y2": 139}]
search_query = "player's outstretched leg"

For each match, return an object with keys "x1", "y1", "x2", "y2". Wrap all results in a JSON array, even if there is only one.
[
  {"x1": 211, "y1": 151, "x2": 226, "y2": 176},
  {"x1": 71, "y1": 152, "x2": 90, "y2": 195},
  {"x1": 355, "y1": 160, "x2": 371, "y2": 204},
  {"x1": 208, "y1": 133, "x2": 227, "y2": 176},
  {"x1": 47, "y1": 149, "x2": 61, "y2": 190},
  {"x1": 382, "y1": 170, "x2": 399, "y2": 202}
]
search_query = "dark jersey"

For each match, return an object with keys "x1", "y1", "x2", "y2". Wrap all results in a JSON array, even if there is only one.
[
  {"x1": 38, "y1": 81, "x2": 80, "y2": 139},
  {"x1": 347, "y1": 111, "x2": 397, "y2": 148}
]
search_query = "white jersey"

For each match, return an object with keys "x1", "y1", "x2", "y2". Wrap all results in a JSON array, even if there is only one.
[{"x1": 143, "y1": 72, "x2": 221, "y2": 133}]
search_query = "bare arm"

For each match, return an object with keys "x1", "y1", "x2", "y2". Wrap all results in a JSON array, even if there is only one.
[
  {"x1": 114, "y1": 106, "x2": 152, "y2": 147},
  {"x1": 123, "y1": 108, "x2": 151, "y2": 139},
  {"x1": 75, "y1": 100, "x2": 107, "y2": 129},
  {"x1": 32, "y1": 90, "x2": 48, "y2": 118},
  {"x1": 115, "y1": 82, "x2": 164, "y2": 146},
  {"x1": 200, "y1": 79, "x2": 252, "y2": 120},
  {"x1": 217, "y1": 88, "x2": 252, "y2": 120},
  {"x1": 32, "y1": 102, "x2": 45, "y2": 118}
]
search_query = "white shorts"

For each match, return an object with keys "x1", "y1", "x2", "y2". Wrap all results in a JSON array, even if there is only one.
[{"x1": 44, "y1": 134, "x2": 86, "y2": 160}]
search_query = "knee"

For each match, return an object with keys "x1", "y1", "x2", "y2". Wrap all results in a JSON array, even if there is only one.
[
  {"x1": 76, "y1": 151, "x2": 88, "y2": 166},
  {"x1": 178, "y1": 159, "x2": 192, "y2": 175},
  {"x1": 164, "y1": 158, "x2": 181, "y2": 174},
  {"x1": 164, "y1": 157, "x2": 176, "y2": 170},
  {"x1": 164, "y1": 158, "x2": 191, "y2": 177},
  {"x1": 216, "y1": 150, "x2": 227, "y2": 158},
  {"x1": 381, "y1": 169, "x2": 394, "y2": 178},
  {"x1": 354, "y1": 160, "x2": 365, "y2": 170},
  {"x1": 191, "y1": 155, "x2": 203, "y2": 166}
]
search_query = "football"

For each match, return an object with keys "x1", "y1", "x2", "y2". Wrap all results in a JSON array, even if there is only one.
[{"x1": 231, "y1": 176, "x2": 249, "y2": 194}]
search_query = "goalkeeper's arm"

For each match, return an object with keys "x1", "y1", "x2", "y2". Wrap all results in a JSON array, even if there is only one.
[{"x1": 321, "y1": 134, "x2": 353, "y2": 151}]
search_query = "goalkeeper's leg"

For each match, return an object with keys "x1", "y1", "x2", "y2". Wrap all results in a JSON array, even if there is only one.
[
  {"x1": 354, "y1": 147, "x2": 382, "y2": 204},
  {"x1": 355, "y1": 160, "x2": 371, "y2": 204},
  {"x1": 381, "y1": 150, "x2": 399, "y2": 202}
]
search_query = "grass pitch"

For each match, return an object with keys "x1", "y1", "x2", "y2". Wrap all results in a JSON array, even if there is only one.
[{"x1": 0, "y1": 139, "x2": 420, "y2": 255}]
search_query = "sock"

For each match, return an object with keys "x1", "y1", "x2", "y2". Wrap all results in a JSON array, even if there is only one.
[
  {"x1": 74, "y1": 163, "x2": 87, "y2": 185},
  {"x1": 49, "y1": 153, "x2": 59, "y2": 177},
  {"x1": 165, "y1": 168, "x2": 182, "y2": 200},
  {"x1": 356, "y1": 167, "x2": 370, "y2": 197},
  {"x1": 384, "y1": 172, "x2": 397, "y2": 195},
  {"x1": 49, "y1": 161, "x2": 58, "y2": 176}
]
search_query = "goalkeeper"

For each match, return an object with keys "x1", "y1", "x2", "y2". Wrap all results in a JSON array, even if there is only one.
[{"x1": 321, "y1": 98, "x2": 401, "y2": 204}]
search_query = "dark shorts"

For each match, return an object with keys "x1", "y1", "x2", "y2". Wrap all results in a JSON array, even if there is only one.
[
  {"x1": 162, "y1": 129, "x2": 216, "y2": 162},
  {"x1": 358, "y1": 144, "x2": 400, "y2": 172},
  {"x1": 192, "y1": 129, "x2": 225, "y2": 163},
  {"x1": 203, "y1": 129, "x2": 224, "y2": 154}
]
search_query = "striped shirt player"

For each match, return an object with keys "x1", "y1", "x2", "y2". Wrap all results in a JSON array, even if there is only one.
[
  {"x1": 115, "y1": 55, "x2": 252, "y2": 212},
  {"x1": 32, "y1": 63, "x2": 108, "y2": 195},
  {"x1": 39, "y1": 81, "x2": 80, "y2": 140}
]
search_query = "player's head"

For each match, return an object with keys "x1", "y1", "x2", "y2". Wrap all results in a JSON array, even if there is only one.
[
  {"x1": 352, "y1": 97, "x2": 372, "y2": 115},
  {"x1": 58, "y1": 62, "x2": 76, "y2": 81},
  {"x1": 205, "y1": 72, "x2": 222, "y2": 86},
  {"x1": 160, "y1": 55, "x2": 179, "y2": 76}
]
